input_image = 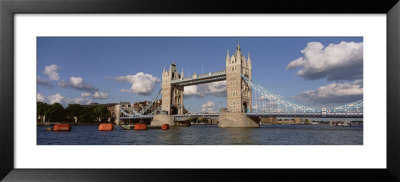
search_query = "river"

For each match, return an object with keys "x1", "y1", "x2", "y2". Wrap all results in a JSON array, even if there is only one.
[{"x1": 37, "y1": 124, "x2": 362, "y2": 145}]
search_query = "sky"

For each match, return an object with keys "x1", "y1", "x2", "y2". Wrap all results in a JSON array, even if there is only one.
[{"x1": 37, "y1": 37, "x2": 363, "y2": 113}]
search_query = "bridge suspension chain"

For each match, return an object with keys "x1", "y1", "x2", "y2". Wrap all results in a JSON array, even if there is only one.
[
  {"x1": 333, "y1": 99, "x2": 363, "y2": 113},
  {"x1": 241, "y1": 74, "x2": 316, "y2": 113},
  {"x1": 241, "y1": 74, "x2": 363, "y2": 114},
  {"x1": 120, "y1": 89, "x2": 162, "y2": 117}
]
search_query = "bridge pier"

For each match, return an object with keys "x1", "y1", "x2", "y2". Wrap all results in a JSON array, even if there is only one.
[
  {"x1": 218, "y1": 111, "x2": 259, "y2": 128},
  {"x1": 151, "y1": 114, "x2": 175, "y2": 127}
]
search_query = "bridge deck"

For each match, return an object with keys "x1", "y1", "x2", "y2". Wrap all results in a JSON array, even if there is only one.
[{"x1": 170, "y1": 70, "x2": 226, "y2": 86}]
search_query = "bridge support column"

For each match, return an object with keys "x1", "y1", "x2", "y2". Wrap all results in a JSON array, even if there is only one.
[
  {"x1": 151, "y1": 114, "x2": 175, "y2": 127},
  {"x1": 218, "y1": 111, "x2": 259, "y2": 128}
]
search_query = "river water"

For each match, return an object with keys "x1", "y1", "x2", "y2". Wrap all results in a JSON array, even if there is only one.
[{"x1": 37, "y1": 124, "x2": 362, "y2": 145}]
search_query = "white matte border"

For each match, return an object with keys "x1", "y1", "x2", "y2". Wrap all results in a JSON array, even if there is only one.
[{"x1": 15, "y1": 14, "x2": 386, "y2": 168}]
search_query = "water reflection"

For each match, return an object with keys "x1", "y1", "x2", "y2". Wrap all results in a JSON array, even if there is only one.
[{"x1": 220, "y1": 128, "x2": 256, "y2": 144}]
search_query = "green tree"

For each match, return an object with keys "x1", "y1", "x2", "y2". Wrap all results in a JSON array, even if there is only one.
[
  {"x1": 93, "y1": 105, "x2": 111, "y2": 122},
  {"x1": 37, "y1": 102, "x2": 50, "y2": 122},
  {"x1": 48, "y1": 103, "x2": 66, "y2": 123},
  {"x1": 66, "y1": 104, "x2": 81, "y2": 122},
  {"x1": 79, "y1": 107, "x2": 96, "y2": 123}
]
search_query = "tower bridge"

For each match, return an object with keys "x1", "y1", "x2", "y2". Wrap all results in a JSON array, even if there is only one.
[{"x1": 119, "y1": 44, "x2": 363, "y2": 127}]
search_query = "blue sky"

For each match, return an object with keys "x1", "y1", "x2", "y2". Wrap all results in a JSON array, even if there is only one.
[{"x1": 37, "y1": 37, "x2": 363, "y2": 112}]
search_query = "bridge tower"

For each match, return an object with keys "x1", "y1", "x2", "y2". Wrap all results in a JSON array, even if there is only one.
[
  {"x1": 161, "y1": 61, "x2": 184, "y2": 115},
  {"x1": 226, "y1": 44, "x2": 252, "y2": 113},
  {"x1": 219, "y1": 44, "x2": 259, "y2": 127}
]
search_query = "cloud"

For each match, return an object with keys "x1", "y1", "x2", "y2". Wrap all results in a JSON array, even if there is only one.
[
  {"x1": 71, "y1": 97, "x2": 92, "y2": 105},
  {"x1": 120, "y1": 89, "x2": 131, "y2": 93},
  {"x1": 81, "y1": 92, "x2": 91, "y2": 98},
  {"x1": 92, "y1": 91, "x2": 109, "y2": 99},
  {"x1": 37, "y1": 93, "x2": 46, "y2": 102},
  {"x1": 294, "y1": 80, "x2": 363, "y2": 105},
  {"x1": 37, "y1": 76, "x2": 53, "y2": 87},
  {"x1": 57, "y1": 76, "x2": 98, "y2": 92},
  {"x1": 108, "y1": 72, "x2": 160, "y2": 96},
  {"x1": 201, "y1": 101, "x2": 217, "y2": 113},
  {"x1": 43, "y1": 64, "x2": 60, "y2": 81},
  {"x1": 36, "y1": 93, "x2": 93, "y2": 107},
  {"x1": 47, "y1": 93, "x2": 67, "y2": 105},
  {"x1": 286, "y1": 41, "x2": 363, "y2": 81},
  {"x1": 184, "y1": 81, "x2": 226, "y2": 98},
  {"x1": 80, "y1": 91, "x2": 108, "y2": 99}
]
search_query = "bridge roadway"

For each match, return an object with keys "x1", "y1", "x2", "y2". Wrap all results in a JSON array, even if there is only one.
[{"x1": 120, "y1": 112, "x2": 363, "y2": 121}]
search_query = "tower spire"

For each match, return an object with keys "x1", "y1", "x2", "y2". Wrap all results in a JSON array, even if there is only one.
[
  {"x1": 247, "y1": 53, "x2": 252, "y2": 67},
  {"x1": 235, "y1": 43, "x2": 242, "y2": 58}
]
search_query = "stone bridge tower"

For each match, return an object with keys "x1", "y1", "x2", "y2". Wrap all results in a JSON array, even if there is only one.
[
  {"x1": 226, "y1": 44, "x2": 252, "y2": 113},
  {"x1": 161, "y1": 61, "x2": 184, "y2": 115},
  {"x1": 219, "y1": 44, "x2": 258, "y2": 127}
]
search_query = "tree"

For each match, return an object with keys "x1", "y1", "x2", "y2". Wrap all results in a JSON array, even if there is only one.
[
  {"x1": 79, "y1": 107, "x2": 96, "y2": 123},
  {"x1": 93, "y1": 105, "x2": 111, "y2": 122},
  {"x1": 66, "y1": 104, "x2": 81, "y2": 122},
  {"x1": 37, "y1": 102, "x2": 50, "y2": 122},
  {"x1": 48, "y1": 103, "x2": 66, "y2": 123}
]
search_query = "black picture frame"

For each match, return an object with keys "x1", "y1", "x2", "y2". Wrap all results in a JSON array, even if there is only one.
[{"x1": 1, "y1": 0, "x2": 399, "y2": 181}]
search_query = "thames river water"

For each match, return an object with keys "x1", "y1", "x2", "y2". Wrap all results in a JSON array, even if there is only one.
[{"x1": 37, "y1": 124, "x2": 363, "y2": 145}]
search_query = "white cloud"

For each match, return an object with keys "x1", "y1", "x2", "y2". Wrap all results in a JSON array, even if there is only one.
[
  {"x1": 80, "y1": 91, "x2": 108, "y2": 99},
  {"x1": 286, "y1": 41, "x2": 363, "y2": 81},
  {"x1": 57, "y1": 76, "x2": 98, "y2": 92},
  {"x1": 43, "y1": 64, "x2": 60, "y2": 81},
  {"x1": 36, "y1": 93, "x2": 93, "y2": 106},
  {"x1": 81, "y1": 92, "x2": 91, "y2": 98},
  {"x1": 120, "y1": 89, "x2": 131, "y2": 93},
  {"x1": 47, "y1": 93, "x2": 66, "y2": 105},
  {"x1": 109, "y1": 72, "x2": 160, "y2": 96},
  {"x1": 184, "y1": 81, "x2": 226, "y2": 98},
  {"x1": 72, "y1": 97, "x2": 92, "y2": 105},
  {"x1": 92, "y1": 91, "x2": 109, "y2": 99},
  {"x1": 294, "y1": 80, "x2": 363, "y2": 105},
  {"x1": 201, "y1": 101, "x2": 217, "y2": 113},
  {"x1": 37, "y1": 93, "x2": 46, "y2": 102},
  {"x1": 37, "y1": 76, "x2": 53, "y2": 87}
]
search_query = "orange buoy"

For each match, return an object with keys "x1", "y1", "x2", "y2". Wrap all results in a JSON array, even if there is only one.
[
  {"x1": 161, "y1": 124, "x2": 169, "y2": 130},
  {"x1": 53, "y1": 124, "x2": 71, "y2": 131},
  {"x1": 98, "y1": 123, "x2": 113, "y2": 131},
  {"x1": 134, "y1": 123, "x2": 147, "y2": 130}
]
